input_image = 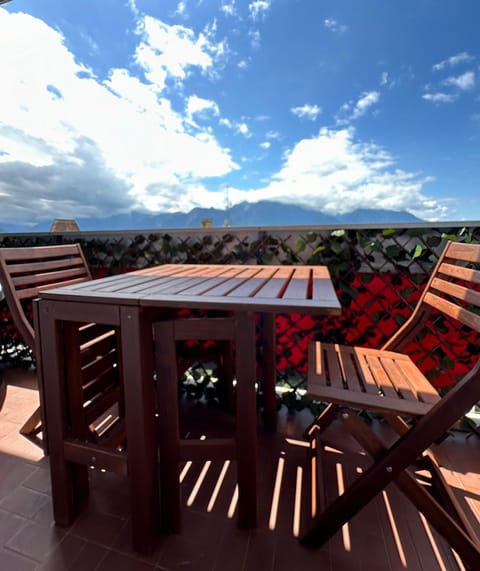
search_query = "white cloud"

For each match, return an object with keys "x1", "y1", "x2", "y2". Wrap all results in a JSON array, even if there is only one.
[
  {"x1": 0, "y1": 9, "x2": 238, "y2": 224},
  {"x1": 174, "y1": 1, "x2": 188, "y2": 17},
  {"x1": 443, "y1": 70, "x2": 475, "y2": 90},
  {"x1": 422, "y1": 92, "x2": 457, "y2": 104},
  {"x1": 237, "y1": 122, "x2": 250, "y2": 136},
  {"x1": 249, "y1": 28, "x2": 261, "y2": 49},
  {"x1": 0, "y1": 5, "x2": 451, "y2": 225},
  {"x1": 324, "y1": 18, "x2": 347, "y2": 33},
  {"x1": 433, "y1": 52, "x2": 474, "y2": 71},
  {"x1": 224, "y1": 128, "x2": 445, "y2": 221},
  {"x1": 249, "y1": 0, "x2": 271, "y2": 21},
  {"x1": 291, "y1": 104, "x2": 322, "y2": 121},
  {"x1": 379, "y1": 71, "x2": 396, "y2": 88},
  {"x1": 266, "y1": 130, "x2": 281, "y2": 139},
  {"x1": 337, "y1": 91, "x2": 380, "y2": 124},
  {"x1": 220, "y1": 1, "x2": 236, "y2": 17},
  {"x1": 126, "y1": 0, "x2": 139, "y2": 17},
  {"x1": 353, "y1": 91, "x2": 380, "y2": 117},
  {"x1": 185, "y1": 95, "x2": 220, "y2": 120},
  {"x1": 134, "y1": 16, "x2": 228, "y2": 91}
]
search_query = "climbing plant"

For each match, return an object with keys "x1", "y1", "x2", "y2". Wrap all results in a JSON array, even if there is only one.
[{"x1": 1, "y1": 223, "x2": 479, "y2": 413}]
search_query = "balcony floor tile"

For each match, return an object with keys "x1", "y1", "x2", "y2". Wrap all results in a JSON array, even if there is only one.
[{"x1": 0, "y1": 367, "x2": 479, "y2": 570}]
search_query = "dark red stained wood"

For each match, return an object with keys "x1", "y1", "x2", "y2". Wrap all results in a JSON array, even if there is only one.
[
  {"x1": 259, "y1": 311, "x2": 277, "y2": 431},
  {"x1": 154, "y1": 314, "x2": 258, "y2": 531},
  {"x1": 39, "y1": 264, "x2": 342, "y2": 315},
  {"x1": 35, "y1": 263, "x2": 340, "y2": 555},
  {"x1": 234, "y1": 311, "x2": 258, "y2": 528},
  {"x1": 155, "y1": 319, "x2": 182, "y2": 533},
  {"x1": 0, "y1": 244, "x2": 92, "y2": 352},
  {"x1": 119, "y1": 305, "x2": 159, "y2": 554},
  {"x1": 303, "y1": 241, "x2": 480, "y2": 568}
]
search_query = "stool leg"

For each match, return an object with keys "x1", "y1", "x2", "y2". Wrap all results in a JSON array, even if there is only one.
[
  {"x1": 234, "y1": 312, "x2": 258, "y2": 528},
  {"x1": 259, "y1": 312, "x2": 277, "y2": 431},
  {"x1": 155, "y1": 321, "x2": 182, "y2": 533},
  {"x1": 216, "y1": 340, "x2": 235, "y2": 412}
]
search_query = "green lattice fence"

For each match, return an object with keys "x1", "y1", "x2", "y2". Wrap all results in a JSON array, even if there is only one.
[{"x1": 1, "y1": 223, "x2": 479, "y2": 413}]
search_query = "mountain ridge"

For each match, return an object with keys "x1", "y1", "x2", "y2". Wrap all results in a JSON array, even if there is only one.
[{"x1": 0, "y1": 200, "x2": 422, "y2": 233}]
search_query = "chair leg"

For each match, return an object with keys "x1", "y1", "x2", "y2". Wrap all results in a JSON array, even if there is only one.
[
  {"x1": 383, "y1": 413, "x2": 479, "y2": 542},
  {"x1": 303, "y1": 403, "x2": 340, "y2": 440},
  {"x1": 19, "y1": 406, "x2": 44, "y2": 449},
  {"x1": 310, "y1": 430, "x2": 327, "y2": 516},
  {"x1": 0, "y1": 371, "x2": 6, "y2": 411},
  {"x1": 301, "y1": 409, "x2": 480, "y2": 569}
]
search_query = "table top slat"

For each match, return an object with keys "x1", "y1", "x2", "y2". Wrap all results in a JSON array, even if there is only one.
[
  {"x1": 311, "y1": 266, "x2": 339, "y2": 304},
  {"x1": 39, "y1": 264, "x2": 342, "y2": 314},
  {"x1": 226, "y1": 267, "x2": 279, "y2": 298},
  {"x1": 281, "y1": 266, "x2": 310, "y2": 300}
]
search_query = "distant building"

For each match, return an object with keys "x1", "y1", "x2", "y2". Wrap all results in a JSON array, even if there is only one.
[
  {"x1": 201, "y1": 219, "x2": 213, "y2": 228},
  {"x1": 50, "y1": 218, "x2": 80, "y2": 232}
]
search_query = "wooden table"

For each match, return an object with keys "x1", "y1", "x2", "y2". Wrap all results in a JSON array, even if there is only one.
[{"x1": 35, "y1": 264, "x2": 340, "y2": 553}]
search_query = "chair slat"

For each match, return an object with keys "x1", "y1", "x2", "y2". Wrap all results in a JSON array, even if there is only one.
[
  {"x1": 400, "y1": 359, "x2": 440, "y2": 404},
  {"x1": 7, "y1": 257, "x2": 86, "y2": 275},
  {"x1": 438, "y1": 262, "x2": 480, "y2": 284},
  {"x1": 424, "y1": 292, "x2": 480, "y2": 332},
  {"x1": 336, "y1": 347, "x2": 364, "y2": 393},
  {"x1": 323, "y1": 345, "x2": 345, "y2": 390},
  {"x1": 355, "y1": 349, "x2": 384, "y2": 396},
  {"x1": 431, "y1": 277, "x2": 480, "y2": 309},
  {"x1": 0, "y1": 244, "x2": 83, "y2": 261},
  {"x1": 12, "y1": 267, "x2": 88, "y2": 288},
  {"x1": 365, "y1": 354, "x2": 398, "y2": 400},
  {"x1": 379, "y1": 357, "x2": 419, "y2": 402},
  {"x1": 445, "y1": 241, "x2": 480, "y2": 263}
]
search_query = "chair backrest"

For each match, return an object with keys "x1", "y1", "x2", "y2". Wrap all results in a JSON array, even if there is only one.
[
  {"x1": 383, "y1": 241, "x2": 480, "y2": 361},
  {"x1": 0, "y1": 244, "x2": 92, "y2": 353}
]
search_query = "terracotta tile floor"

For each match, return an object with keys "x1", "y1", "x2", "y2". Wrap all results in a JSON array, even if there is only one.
[{"x1": 0, "y1": 366, "x2": 479, "y2": 570}]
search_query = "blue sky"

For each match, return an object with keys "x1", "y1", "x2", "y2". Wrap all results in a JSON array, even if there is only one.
[{"x1": 1, "y1": 0, "x2": 480, "y2": 227}]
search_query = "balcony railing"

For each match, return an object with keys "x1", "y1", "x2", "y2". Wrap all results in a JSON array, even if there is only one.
[{"x1": 1, "y1": 222, "x2": 479, "y2": 416}]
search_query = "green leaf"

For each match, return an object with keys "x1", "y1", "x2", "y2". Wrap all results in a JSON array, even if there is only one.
[
  {"x1": 295, "y1": 239, "x2": 306, "y2": 252},
  {"x1": 312, "y1": 245, "x2": 326, "y2": 256},
  {"x1": 382, "y1": 228, "x2": 396, "y2": 237},
  {"x1": 412, "y1": 244, "x2": 423, "y2": 259}
]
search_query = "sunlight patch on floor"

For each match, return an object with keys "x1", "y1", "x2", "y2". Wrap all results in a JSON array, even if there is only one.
[{"x1": 0, "y1": 385, "x2": 44, "y2": 462}]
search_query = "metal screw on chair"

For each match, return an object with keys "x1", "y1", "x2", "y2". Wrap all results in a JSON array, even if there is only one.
[
  {"x1": 386, "y1": 466, "x2": 392, "y2": 472},
  {"x1": 341, "y1": 412, "x2": 349, "y2": 419}
]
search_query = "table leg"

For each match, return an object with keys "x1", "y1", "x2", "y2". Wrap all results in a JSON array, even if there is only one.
[
  {"x1": 234, "y1": 311, "x2": 258, "y2": 528},
  {"x1": 120, "y1": 306, "x2": 159, "y2": 554}
]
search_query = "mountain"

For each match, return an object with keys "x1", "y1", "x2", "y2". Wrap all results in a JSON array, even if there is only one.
[{"x1": 0, "y1": 201, "x2": 422, "y2": 233}]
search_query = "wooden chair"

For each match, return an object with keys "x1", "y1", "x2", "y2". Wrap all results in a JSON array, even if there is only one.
[
  {"x1": 0, "y1": 244, "x2": 122, "y2": 449},
  {"x1": 301, "y1": 241, "x2": 480, "y2": 568}
]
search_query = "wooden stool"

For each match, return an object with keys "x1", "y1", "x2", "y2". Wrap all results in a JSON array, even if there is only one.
[{"x1": 154, "y1": 315, "x2": 258, "y2": 533}]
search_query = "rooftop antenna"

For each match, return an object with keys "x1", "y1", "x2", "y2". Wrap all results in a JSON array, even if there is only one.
[{"x1": 223, "y1": 185, "x2": 231, "y2": 227}]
